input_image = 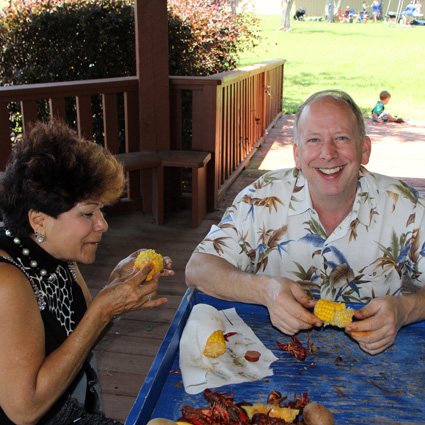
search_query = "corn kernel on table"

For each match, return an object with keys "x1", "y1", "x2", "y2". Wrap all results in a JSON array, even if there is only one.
[{"x1": 126, "y1": 289, "x2": 425, "y2": 425}]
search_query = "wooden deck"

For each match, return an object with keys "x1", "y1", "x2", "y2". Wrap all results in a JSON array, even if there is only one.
[{"x1": 79, "y1": 115, "x2": 425, "y2": 422}]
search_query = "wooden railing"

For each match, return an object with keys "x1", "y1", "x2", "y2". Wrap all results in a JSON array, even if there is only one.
[
  {"x1": 170, "y1": 59, "x2": 285, "y2": 209},
  {"x1": 0, "y1": 59, "x2": 285, "y2": 216}
]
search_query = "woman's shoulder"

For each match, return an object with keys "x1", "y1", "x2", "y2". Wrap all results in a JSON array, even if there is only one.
[{"x1": 0, "y1": 258, "x2": 38, "y2": 310}]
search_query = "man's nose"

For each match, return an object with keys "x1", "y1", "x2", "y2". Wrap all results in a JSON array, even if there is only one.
[{"x1": 320, "y1": 139, "x2": 337, "y2": 161}]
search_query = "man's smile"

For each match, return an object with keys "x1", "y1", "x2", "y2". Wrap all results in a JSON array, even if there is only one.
[{"x1": 318, "y1": 166, "x2": 343, "y2": 175}]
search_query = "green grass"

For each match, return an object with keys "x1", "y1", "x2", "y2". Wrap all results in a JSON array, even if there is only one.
[{"x1": 238, "y1": 17, "x2": 425, "y2": 120}]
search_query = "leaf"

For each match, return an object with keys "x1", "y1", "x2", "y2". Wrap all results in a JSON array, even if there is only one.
[
  {"x1": 267, "y1": 225, "x2": 288, "y2": 248},
  {"x1": 298, "y1": 233, "x2": 325, "y2": 248}
]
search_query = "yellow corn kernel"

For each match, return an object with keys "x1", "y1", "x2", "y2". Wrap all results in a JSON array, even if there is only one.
[
  {"x1": 314, "y1": 299, "x2": 354, "y2": 328},
  {"x1": 203, "y1": 330, "x2": 226, "y2": 358},
  {"x1": 133, "y1": 249, "x2": 163, "y2": 282},
  {"x1": 242, "y1": 404, "x2": 299, "y2": 423}
]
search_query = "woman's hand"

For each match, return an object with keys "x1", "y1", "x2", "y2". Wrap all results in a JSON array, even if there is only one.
[
  {"x1": 109, "y1": 250, "x2": 174, "y2": 282},
  {"x1": 97, "y1": 250, "x2": 175, "y2": 321}
]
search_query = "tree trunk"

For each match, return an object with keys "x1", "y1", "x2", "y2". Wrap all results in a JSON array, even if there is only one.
[
  {"x1": 280, "y1": 0, "x2": 295, "y2": 32},
  {"x1": 228, "y1": 0, "x2": 238, "y2": 15},
  {"x1": 325, "y1": 0, "x2": 335, "y2": 22},
  {"x1": 334, "y1": 0, "x2": 343, "y2": 15}
]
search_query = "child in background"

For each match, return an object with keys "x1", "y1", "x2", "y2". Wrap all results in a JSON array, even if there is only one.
[{"x1": 372, "y1": 90, "x2": 404, "y2": 123}]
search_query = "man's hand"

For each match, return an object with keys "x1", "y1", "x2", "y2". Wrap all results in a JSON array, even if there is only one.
[
  {"x1": 266, "y1": 278, "x2": 321, "y2": 335},
  {"x1": 346, "y1": 296, "x2": 403, "y2": 355}
]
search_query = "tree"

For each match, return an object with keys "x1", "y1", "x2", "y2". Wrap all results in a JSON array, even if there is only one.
[
  {"x1": 334, "y1": 0, "x2": 343, "y2": 14},
  {"x1": 280, "y1": 0, "x2": 295, "y2": 32},
  {"x1": 325, "y1": 0, "x2": 335, "y2": 22}
]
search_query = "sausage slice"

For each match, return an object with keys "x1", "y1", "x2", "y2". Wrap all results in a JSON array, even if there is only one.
[{"x1": 244, "y1": 350, "x2": 261, "y2": 362}]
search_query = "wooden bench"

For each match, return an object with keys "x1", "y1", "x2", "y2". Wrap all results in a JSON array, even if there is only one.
[
  {"x1": 114, "y1": 151, "x2": 163, "y2": 224},
  {"x1": 114, "y1": 150, "x2": 212, "y2": 227},
  {"x1": 158, "y1": 150, "x2": 212, "y2": 227}
]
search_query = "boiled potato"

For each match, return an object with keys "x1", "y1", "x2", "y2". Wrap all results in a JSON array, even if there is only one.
[
  {"x1": 147, "y1": 419, "x2": 178, "y2": 425},
  {"x1": 303, "y1": 402, "x2": 335, "y2": 425}
]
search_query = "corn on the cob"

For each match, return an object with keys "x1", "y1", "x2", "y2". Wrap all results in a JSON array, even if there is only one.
[
  {"x1": 133, "y1": 249, "x2": 163, "y2": 282},
  {"x1": 203, "y1": 330, "x2": 226, "y2": 358},
  {"x1": 313, "y1": 298, "x2": 354, "y2": 328},
  {"x1": 242, "y1": 403, "x2": 299, "y2": 423}
]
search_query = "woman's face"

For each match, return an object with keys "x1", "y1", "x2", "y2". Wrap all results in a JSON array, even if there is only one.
[{"x1": 40, "y1": 200, "x2": 108, "y2": 264}]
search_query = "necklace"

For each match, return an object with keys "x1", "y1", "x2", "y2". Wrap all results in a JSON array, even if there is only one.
[
  {"x1": 3, "y1": 229, "x2": 47, "y2": 310},
  {"x1": 2, "y1": 229, "x2": 79, "y2": 335}
]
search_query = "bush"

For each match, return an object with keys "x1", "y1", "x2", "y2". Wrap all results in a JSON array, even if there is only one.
[
  {"x1": 0, "y1": 0, "x2": 261, "y2": 84},
  {"x1": 168, "y1": 0, "x2": 261, "y2": 76},
  {"x1": 0, "y1": 0, "x2": 136, "y2": 85}
]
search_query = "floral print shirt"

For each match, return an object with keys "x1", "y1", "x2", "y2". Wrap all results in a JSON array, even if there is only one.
[{"x1": 195, "y1": 167, "x2": 425, "y2": 303}]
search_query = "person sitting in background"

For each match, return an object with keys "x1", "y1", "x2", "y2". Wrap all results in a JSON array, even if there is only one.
[
  {"x1": 186, "y1": 90, "x2": 425, "y2": 356},
  {"x1": 0, "y1": 119, "x2": 174, "y2": 424},
  {"x1": 343, "y1": 5, "x2": 351, "y2": 21},
  {"x1": 402, "y1": 0, "x2": 417, "y2": 24},
  {"x1": 372, "y1": 90, "x2": 404, "y2": 123}
]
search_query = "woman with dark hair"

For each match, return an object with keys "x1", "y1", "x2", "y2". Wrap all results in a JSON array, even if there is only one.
[{"x1": 0, "y1": 119, "x2": 173, "y2": 424}]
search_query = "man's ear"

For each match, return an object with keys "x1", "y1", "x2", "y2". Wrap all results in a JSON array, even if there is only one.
[
  {"x1": 293, "y1": 143, "x2": 301, "y2": 169},
  {"x1": 361, "y1": 136, "x2": 372, "y2": 166},
  {"x1": 28, "y1": 210, "x2": 49, "y2": 234}
]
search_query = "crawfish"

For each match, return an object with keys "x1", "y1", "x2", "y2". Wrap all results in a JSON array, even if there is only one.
[
  {"x1": 276, "y1": 336, "x2": 307, "y2": 361},
  {"x1": 277, "y1": 332, "x2": 317, "y2": 362},
  {"x1": 251, "y1": 413, "x2": 289, "y2": 425},
  {"x1": 203, "y1": 389, "x2": 251, "y2": 425},
  {"x1": 266, "y1": 390, "x2": 287, "y2": 406},
  {"x1": 180, "y1": 405, "x2": 217, "y2": 425},
  {"x1": 283, "y1": 392, "x2": 310, "y2": 410}
]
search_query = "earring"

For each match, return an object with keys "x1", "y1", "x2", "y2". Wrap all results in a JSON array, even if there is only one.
[{"x1": 35, "y1": 232, "x2": 46, "y2": 244}]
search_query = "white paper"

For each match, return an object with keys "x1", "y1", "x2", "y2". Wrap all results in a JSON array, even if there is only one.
[{"x1": 179, "y1": 304, "x2": 278, "y2": 394}]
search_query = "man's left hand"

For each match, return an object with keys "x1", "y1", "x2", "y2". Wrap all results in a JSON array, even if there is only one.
[{"x1": 345, "y1": 296, "x2": 404, "y2": 355}]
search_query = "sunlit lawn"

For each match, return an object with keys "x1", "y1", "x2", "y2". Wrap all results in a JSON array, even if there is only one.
[{"x1": 238, "y1": 16, "x2": 425, "y2": 120}]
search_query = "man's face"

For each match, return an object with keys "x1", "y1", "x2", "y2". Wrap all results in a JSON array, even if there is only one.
[{"x1": 293, "y1": 96, "x2": 371, "y2": 208}]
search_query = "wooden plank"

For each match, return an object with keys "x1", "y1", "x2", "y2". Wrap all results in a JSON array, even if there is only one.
[
  {"x1": 124, "y1": 90, "x2": 140, "y2": 153},
  {"x1": 49, "y1": 97, "x2": 66, "y2": 121},
  {"x1": 20, "y1": 99, "x2": 38, "y2": 130},
  {"x1": 76, "y1": 95, "x2": 93, "y2": 140},
  {"x1": 102, "y1": 93, "x2": 119, "y2": 154},
  {"x1": 0, "y1": 102, "x2": 12, "y2": 169},
  {"x1": 134, "y1": 0, "x2": 170, "y2": 151}
]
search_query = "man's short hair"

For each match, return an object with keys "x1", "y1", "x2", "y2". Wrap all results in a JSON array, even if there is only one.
[{"x1": 293, "y1": 90, "x2": 366, "y2": 145}]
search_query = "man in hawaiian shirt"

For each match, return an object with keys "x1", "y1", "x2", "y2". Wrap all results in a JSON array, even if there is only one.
[{"x1": 186, "y1": 90, "x2": 425, "y2": 355}]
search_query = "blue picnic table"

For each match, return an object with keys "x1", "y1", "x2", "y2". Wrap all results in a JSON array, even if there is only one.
[{"x1": 126, "y1": 288, "x2": 425, "y2": 425}]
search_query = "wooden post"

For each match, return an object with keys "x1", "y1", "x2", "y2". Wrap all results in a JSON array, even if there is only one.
[{"x1": 134, "y1": 0, "x2": 170, "y2": 151}]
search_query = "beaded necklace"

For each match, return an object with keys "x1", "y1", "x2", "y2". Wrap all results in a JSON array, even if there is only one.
[{"x1": 1, "y1": 229, "x2": 78, "y2": 336}]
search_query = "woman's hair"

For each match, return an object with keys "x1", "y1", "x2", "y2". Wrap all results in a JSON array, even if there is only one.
[
  {"x1": 0, "y1": 119, "x2": 125, "y2": 237},
  {"x1": 293, "y1": 90, "x2": 366, "y2": 145}
]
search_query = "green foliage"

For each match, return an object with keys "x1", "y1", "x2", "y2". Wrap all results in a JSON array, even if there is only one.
[
  {"x1": 168, "y1": 0, "x2": 261, "y2": 76},
  {"x1": 0, "y1": 0, "x2": 261, "y2": 84},
  {"x1": 0, "y1": 0, "x2": 136, "y2": 85}
]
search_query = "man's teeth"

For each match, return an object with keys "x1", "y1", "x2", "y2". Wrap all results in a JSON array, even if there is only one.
[{"x1": 319, "y1": 166, "x2": 343, "y2": 175}]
